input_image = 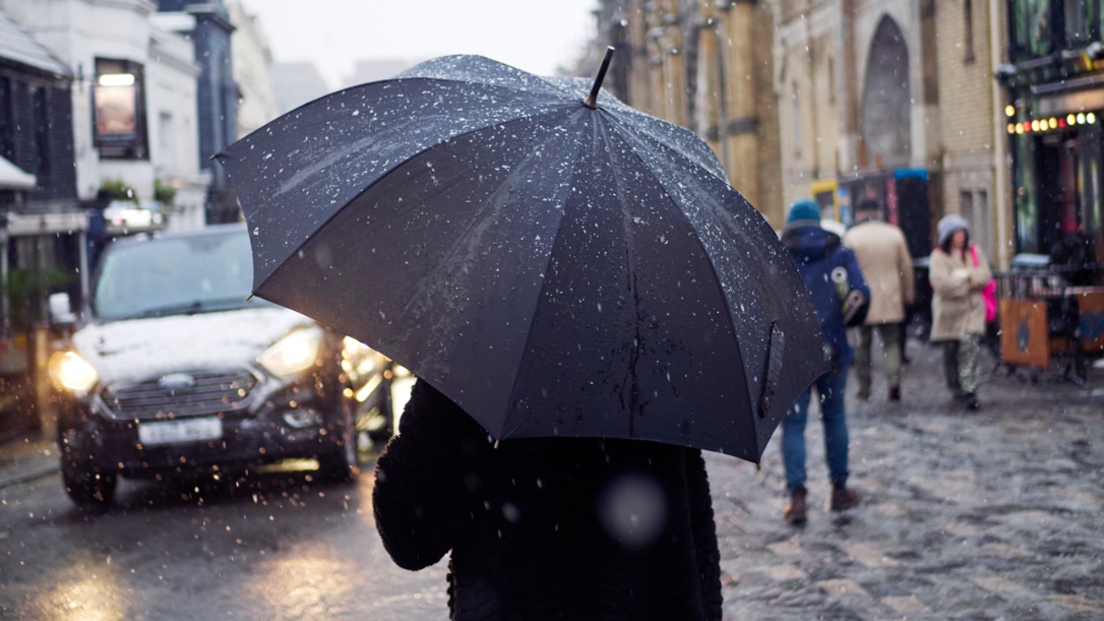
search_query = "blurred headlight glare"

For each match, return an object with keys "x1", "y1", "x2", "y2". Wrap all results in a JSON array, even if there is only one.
[
  {"x1": 260, "y1": 327, "x2": 323, "y2": 377},
  {"x1": 58, "y1": 352, "x2": 97, "y2": 391}
]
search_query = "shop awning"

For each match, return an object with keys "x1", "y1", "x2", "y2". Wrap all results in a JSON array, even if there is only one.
[
  {"x1": 0, "y1": 10, "x2": 71, "y2": 78},
  {"x1": 0, "y1": 155, "x2": 36, "y2": 189}
]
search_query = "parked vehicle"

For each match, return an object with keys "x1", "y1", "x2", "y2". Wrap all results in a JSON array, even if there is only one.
[{"x1": 51, "y1": 224, "x2": 394, "y2": 505}]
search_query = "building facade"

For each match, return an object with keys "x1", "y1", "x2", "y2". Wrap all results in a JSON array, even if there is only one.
[
  {"x1": 1, "y1": 8, "x2": 80, "y2": 327},
  {"x1": 773, "y1": 0, "x2": 947, "y2": 259},
  {"x1": 999, "y1": 0, "x2": 1104, "y2": 264},
  {"x1": 936, "y1": 0, "x2": 1002, "y2": 262},
  {"x1": 1, "y1": 0, "x2": 208, "y2": 240},
  {"x1": 153, "y1": 0, "x2": 238, "y2": 224},
  {"x1": 226, "y1": 0, "x2": 278, "y2": 140},
  {"x1": 271, "y1": 61, "x2": 329, "y2": 115},
  {"x1": 580, "y1": 0, "x2": 786, "y2": 227}
]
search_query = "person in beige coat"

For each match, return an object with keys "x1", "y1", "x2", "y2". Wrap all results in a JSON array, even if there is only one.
[
  {"x1": 929, "y1": 214, "x2": 992, "y2": 410},
  {"x1": 844, "y1": 200, "x2": 915, "y2": 401}
]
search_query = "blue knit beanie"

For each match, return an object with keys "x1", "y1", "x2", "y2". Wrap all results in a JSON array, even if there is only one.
[
  {"x1": 786, "y1": 200, "x2": 822, "y2": 228},
  {"x1": 937, "y1": 214, "x2": 969, "y2": 245}
]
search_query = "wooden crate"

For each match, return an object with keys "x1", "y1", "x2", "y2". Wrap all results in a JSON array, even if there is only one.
[
  {"x1": 1079, "y1": 291, "x2": 1104, "y2": 353},
  {"x1": 1000, "y1": 299, "x2": 1049, "y2": 369}
]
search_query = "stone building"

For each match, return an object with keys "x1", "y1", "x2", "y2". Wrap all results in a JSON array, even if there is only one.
[
  {"x1": 226, "y1": 0, "x2": 277, "y2": 140},
  {"x1": 936, "y1": 0, "x2": 1010, "y2": 266},
  {"x1": 773, "y1": 0, "x2": 947, "y2": 260},
  {"x1": 580, "y1": 0, "x2": 785, "y2": 227}
]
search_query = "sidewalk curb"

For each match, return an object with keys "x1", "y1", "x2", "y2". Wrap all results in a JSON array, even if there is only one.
[
  {"x1": 0, "y1": 462, "x2": 59, "y2": 490},
  {"x1": 0, "y1": 435, "x2": 60, "y2": 490}
]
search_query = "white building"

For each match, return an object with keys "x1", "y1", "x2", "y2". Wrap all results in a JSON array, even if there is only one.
[
  {"x1": 342, "y1": 59, "x2": 418, "y2": 89},
  {"x1": 0, "y1": 0, "x2": 208, "y2": 232},
  {"x1": 226, "y1": 0, "x2": 277, "y2": 139},
  {"x1": 271, "y1": 61, "x2": 328, "y2": 115}
]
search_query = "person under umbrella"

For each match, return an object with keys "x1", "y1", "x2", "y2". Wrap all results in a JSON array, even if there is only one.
[
  {"x1": 929, "y1": 215, "x2": 991, "y2": 410},
  {"x1": 844, "y1": 198, "x2": 915, "y2": 402},
  {"x1": 779, "y1": 200, "x2": 869, "y2": 524},
  {"x1": 217, "y1": 50, "x2": 829, "y2": 619},
  {"x1": 374, "y1": 379, "x2": 723, "y2": 619}
]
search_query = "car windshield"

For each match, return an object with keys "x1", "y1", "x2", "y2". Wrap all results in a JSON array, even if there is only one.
[{"x1": 93, "y1": 229, "x2": 263, "y2": 319}]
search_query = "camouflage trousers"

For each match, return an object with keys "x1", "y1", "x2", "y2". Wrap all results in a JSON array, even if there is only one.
[{"x1": 942, "y1": 333, "x2": 981, "y2": 396}]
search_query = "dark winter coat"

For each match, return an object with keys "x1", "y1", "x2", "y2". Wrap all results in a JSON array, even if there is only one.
[
  {"x1": 373, "y1": 380, "x2": 723, "y2": 621},
  {"x1": 781, "y1": 225, "x2": 870, "y2": 368}
]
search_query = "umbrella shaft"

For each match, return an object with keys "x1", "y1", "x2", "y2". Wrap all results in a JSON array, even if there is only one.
[{"x1": 584, "y1": 47, "x2": 616, "y2": 108}]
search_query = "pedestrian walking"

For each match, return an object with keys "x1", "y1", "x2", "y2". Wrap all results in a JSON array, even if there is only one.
[
  {"x1": 373, "y1": 380, "x2": 724, "y2": 620},
  {"x1": 780, "y1": 200, "x2": 870, "y2": 524},
  {"x1": 844, "y1": 199, "x2": 915, "y2": 402},
  {"x1": 929, "y1": 214, "x2": 992, "y2": 410}
]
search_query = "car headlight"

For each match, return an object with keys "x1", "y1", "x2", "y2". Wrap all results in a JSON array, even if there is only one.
[
  {"x1": 53, "y1": 352, "x2": 98, "y2": 392},
  {"x1": 259, "y1": 326, "x2": 324, "y2": 378}
]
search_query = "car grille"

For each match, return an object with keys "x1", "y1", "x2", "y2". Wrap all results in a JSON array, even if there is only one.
[{"x1": 101, "y1": 369, "x2": 258, "y2": 420}]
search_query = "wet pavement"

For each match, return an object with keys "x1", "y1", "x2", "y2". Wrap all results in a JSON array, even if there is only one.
[
  {"x1": 0, "y1": 461, "x2": 449, "y2": 620},
  {"x1": 0, "y1": 340, "x2": 1101, "y2": 619},
  {"x1": 710, "y1": 339, "x2": 1104, "y2": 620}
]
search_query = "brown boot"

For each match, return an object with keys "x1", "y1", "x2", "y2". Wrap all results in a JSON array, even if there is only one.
[
  {"x1": 783, "y1": 486, "x2": 808, "y2": 524},
  {"x1": 888, "y1": 384, "x2": 901, "y2": 401},
  {"x1": 829, "y1": 482, "x2": 859, "y2": 511}
]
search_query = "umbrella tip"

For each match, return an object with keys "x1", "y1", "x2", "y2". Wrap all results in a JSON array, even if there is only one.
[{"x1": 583, "y1": 47, "x2": 616, "y2": 109}]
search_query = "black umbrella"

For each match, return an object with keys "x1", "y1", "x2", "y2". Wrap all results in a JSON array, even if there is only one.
[{"x1": 215, "y1": 50, "x2": 827, "y2": 462}]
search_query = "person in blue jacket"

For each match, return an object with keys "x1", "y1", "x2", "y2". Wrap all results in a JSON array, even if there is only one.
[{"x1": 779, "y1": 200, "x2": 870, "y2": 524}]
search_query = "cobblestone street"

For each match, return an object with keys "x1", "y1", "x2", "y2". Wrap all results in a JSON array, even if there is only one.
[
  {"x1": 708, "y1": 339, "x2": 1104, "y2": 620},
  {"x1": 2, "y1": 337, "x2": 1101, "y2": 620}
]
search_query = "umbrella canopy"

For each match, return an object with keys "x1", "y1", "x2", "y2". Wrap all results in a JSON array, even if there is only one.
[{"x1": 215, "y1": 54, "x2": 828, "y2": 462}]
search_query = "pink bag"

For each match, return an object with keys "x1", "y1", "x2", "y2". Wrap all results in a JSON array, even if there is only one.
[{"x1": 971, "y1": 247, "x2": 997, "y2": 323}]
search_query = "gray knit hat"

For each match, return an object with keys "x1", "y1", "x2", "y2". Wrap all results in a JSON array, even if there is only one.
[{"x1": 937, "y1": 214, "x2": 969, "y2": 245}]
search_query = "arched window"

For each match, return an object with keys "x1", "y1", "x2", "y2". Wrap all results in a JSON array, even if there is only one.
[{"x1": 861, "y1": 16, "x2": 911, "y2": 169}]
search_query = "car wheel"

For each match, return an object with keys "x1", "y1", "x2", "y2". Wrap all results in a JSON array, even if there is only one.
[
  {"x1": 60, "y1": 430, "x2": 116, "y2": 506},
  {"x1": 318, "y1": 389, "x2": 358, "y2": 483}
]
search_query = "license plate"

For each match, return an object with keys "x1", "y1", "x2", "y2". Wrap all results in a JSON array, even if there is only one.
[{"x1": 138, "y1": 418, "x2": 222, "y2": 446}]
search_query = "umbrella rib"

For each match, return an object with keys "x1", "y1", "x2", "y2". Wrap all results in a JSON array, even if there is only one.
[
  {"x1": 498, "y1": 115, "x2": 593, "y2": 440},
  {"x1": 251, "y1": 103, "x2": 579, "y2": 297},
  {"x1": 605, "y1": 114, "x2": 731, "y2": 186},
  {"x1": 604, "y1": 117, "x2": 754, "y2": 425},
  {"x1": 393, "y1": 107, "x2": 587, "y2": 328},
  {"x1": 601, "y1": 110, "x2": 729, "y2": 183},
  {"x1": 597, "y1": 116, "x2": 646, "y2": 437}
]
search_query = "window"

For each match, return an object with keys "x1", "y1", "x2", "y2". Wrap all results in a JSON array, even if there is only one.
[
  {"x1": 1008, "y1": 0, "x2": 1055, "y2": 60},
  {"x1": 32, "y1": 86, "x2": 48, "y2": 185},
  {"x1": 1009, "y1": 0, "x2": 1101, "y2": 60},
  {"x1": 158, "y1": 112, "x2": 174, "y2": 170},
  {"x1": 964, "y1": 0, "x2": 976, "y2": 62},
  {"x1": 0, "y1": 77, "x2": 12, "y2": 161},
  {"x1": 1065, "y1": 0, "x2": 1100, "y2": 46},
  {"x1": 93, "y1": 58, "x2": 148, "y2": 159},
  {"x1": 792, "y1": 81, "x2": 802, "y2": 158}
]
